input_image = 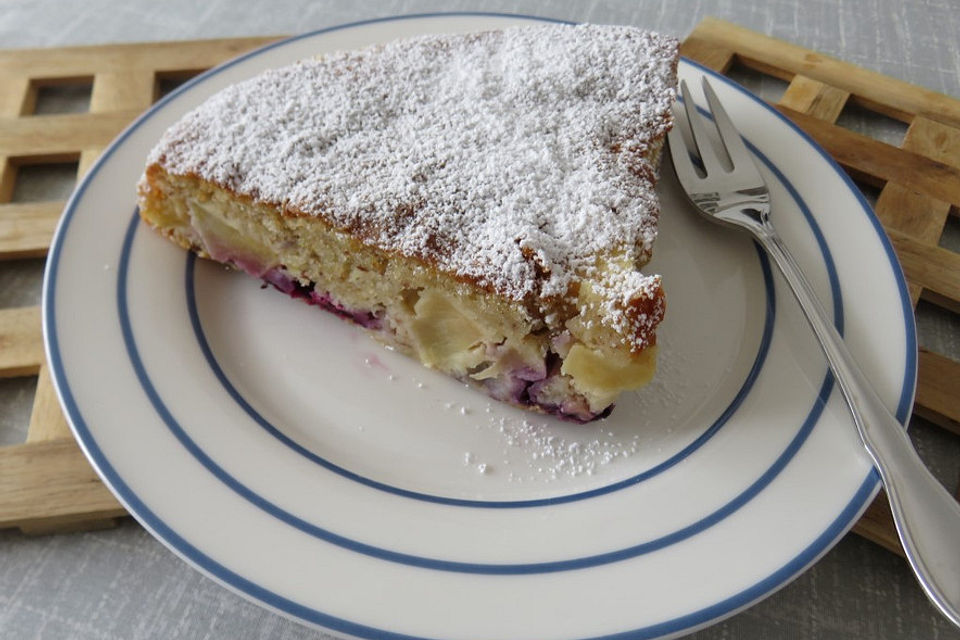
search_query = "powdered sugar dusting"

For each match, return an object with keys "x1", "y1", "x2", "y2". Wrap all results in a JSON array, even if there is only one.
[
  {"x1": 492, "y1": 416, "x2": 644, "y2": 480},
  {"x1": 149, "y1": 24, "x2": 677, "y2": 312}
]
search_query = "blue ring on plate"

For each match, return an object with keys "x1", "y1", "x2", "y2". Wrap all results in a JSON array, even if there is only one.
[
  {"x1": 44, "y1": 11, "x2": 917, "y2": 639},
  {"x1": 182, "y1": 238, "x2": 775, "y2": 508},
  {"x1": 114, "y1": 44, "x2": 840, "y2": 568},
  {"x1": 113, "y1": 118, "x2": 827, "y2": 572}
]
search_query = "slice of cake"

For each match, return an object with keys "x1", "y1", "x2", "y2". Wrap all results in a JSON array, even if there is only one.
[{"x1": 138, "y1": 24, "x2": 678, "y2": 422}]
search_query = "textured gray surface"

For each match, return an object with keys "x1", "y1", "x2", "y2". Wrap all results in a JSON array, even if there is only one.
[{"x1": 1, "y1": 0, "x2": 959, "y2": 638}]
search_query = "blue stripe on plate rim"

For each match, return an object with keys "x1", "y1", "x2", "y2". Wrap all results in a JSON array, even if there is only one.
[
  {"x1": 43, "y1": 11, "x2": 918, "y2": 639},
  {"x1": 113, "y1": 94, "x2": 838, "y2": 562},
  {"x1": 111, "y1": 126, "x2": 819, "y2": 571}
]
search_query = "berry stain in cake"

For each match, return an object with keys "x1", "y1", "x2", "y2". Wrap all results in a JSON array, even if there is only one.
[{"x1": 352, "y1": 342, "x2": 670, "y2": 482}]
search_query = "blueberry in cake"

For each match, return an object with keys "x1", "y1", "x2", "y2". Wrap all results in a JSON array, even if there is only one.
[{"x1": 137, "y1": 24, "x2": 679, "y2": 422}]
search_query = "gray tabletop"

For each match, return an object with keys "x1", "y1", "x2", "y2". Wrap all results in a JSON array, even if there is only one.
[{"x1": 2, "y1": 0, "x2": 959, "y2": 638}]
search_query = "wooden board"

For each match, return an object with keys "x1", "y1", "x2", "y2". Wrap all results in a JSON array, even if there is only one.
[
  {"x1": 0, "y1": 21, "x2": 957, "y2": 555},
  {"x1": 0, "y1": 36, "x2": 280, "y2": 534}
]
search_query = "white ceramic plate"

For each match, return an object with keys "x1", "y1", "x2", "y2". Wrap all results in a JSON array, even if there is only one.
[{"x1": 44, "y1": 12, "x2": 916, "y2": 640}]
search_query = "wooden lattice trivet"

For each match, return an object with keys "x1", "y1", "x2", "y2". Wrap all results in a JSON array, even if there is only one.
[
  {"x1": 1, "y1": 20, "x2": 958, "y2": 551},
  {"x1": 0, "y1": 36, "x2": 280, "y2": 534}
]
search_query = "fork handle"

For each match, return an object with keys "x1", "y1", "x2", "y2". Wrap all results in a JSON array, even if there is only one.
[{"x1": 756, "y1": 224, "x2": 960, "y2": 626}]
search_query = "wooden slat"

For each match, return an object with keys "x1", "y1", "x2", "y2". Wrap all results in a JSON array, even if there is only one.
[
  {"x1": 0, "y1": 155, "x2": 15, "y2": 202},
  {"x1": 0, "y1": 200, "x2": 63, "y2": 259},
  {"x1": 0, "y1": 110, "x2": 140, "y2": 158},
  {"x1": 678, "y1": 36, "x2": 735, "y2": 73},
  {"x1": 18, "y1": 515, "x2": 122, "y2": 536},
  {"x1": 874, "y1": 185, "x2": 951, "y2": 247},
  {"x1": 0, "y1": 37, "x2": 280, "y2": 78},
  {"x1": 77, "y1": 147, "x2": 104, "y2": 180},
  {"x1": 778, "y1": 74, "x2": 849, "y2": 122},
  {"x1": 688, "y1": 17, "x2": 960, "y2": 127},
  {"x1": 915, "y1": 348, "x2": 960, "y2": 435},
  {"x1": 0, "y1": 439, "x2": 125, "y2": 530},
  {"x1": 90, "y1": 70, "x2": 156, "y2": 114},
  {"x1": 920, "y1": 290, "x2": 960, "y2": 317},
  {"x1": 0, "y1": 306, "x2": 43, "y2": 378},
  {"x1": 903, "y1": 114, "x2": 960, "y2": 167},
  {"x1": 906, "y1": 283, "x2": 924, "y2": 309},
  {"x1": 874, "y1": 115, "x2": 960, "y2": 248},
  {"x1": 852, "y1": 491, "x2": 903, "y2": 556},
  {"x1": 888, "y1": 229, "x2": 960, "y2": 304},
  {"x1": 776, "y1": 105, "x2": 960, "y2": 206},
  {"x1": 0, "y1": 73, "x2": 34, "y2": 117},
  {"x1": 27, "y1": 363, "x2": 72, "y2": 442}
]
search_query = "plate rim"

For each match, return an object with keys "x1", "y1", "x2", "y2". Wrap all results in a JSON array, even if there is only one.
[
  {"x1": 111, "y1": 131, "x2": 833, "y2": 574},
  {"x1": 42, "y1": 10, "x2": 918, "y2": 639}
]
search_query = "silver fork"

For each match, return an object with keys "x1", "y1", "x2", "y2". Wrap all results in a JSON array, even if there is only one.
[{"x1": 668, "y1": 77, "x2": 960, "y2": 627}]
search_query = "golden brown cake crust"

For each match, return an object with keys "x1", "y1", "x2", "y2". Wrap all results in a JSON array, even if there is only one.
[{"x1": 141, "y1": 24, "x2": 678, "y2": 352}]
